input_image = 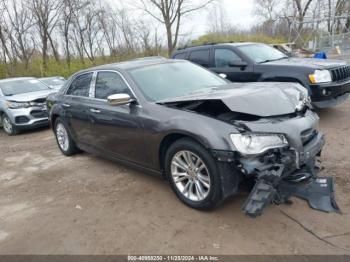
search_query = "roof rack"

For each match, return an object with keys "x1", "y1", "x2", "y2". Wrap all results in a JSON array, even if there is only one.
[{"x1": 177, "y1": 42, "x2": 218, "y2": 50}]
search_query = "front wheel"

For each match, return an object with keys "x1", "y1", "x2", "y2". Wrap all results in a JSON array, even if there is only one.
[
  {"x1": 54, "y1": 118, "x2": 80, "y2": 156},
  {"x1": 2, "y1": 114, "x2": 18, "y2": 135},
  {"x1": 165, "y1": 138, "x2": 223, "y2": 210}
]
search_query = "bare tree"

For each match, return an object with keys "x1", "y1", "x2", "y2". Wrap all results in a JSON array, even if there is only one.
[
  {"x1": 71, "y1": 0, "x2": 103, "y2": 61},
  {"x1": 254, "y1": 0, "x2": 279, "y2": 21},
  {"x1": 207, "y1": 2, "x2": 232, "y2": 34},
  {"x1": 28, "y1": 0, "x2": 62, "y2": 70},
  {"x1": 2, "y1": 0, "x2": 35, "y2": 69},
  {"x1": 138, "y1": 0, "x2": 214, "y2": 55},
  {"x1": 115, "y1": 8, "x2": 137, "y2": 53},
  {"x1": 293, "y1": 0, "x2": 314, "y2": 32},
  {"x1": 98, "y1": 8, "x2": 121, "y2": 58},
  {"x1": 60, "y1": 0, "x2": 80, "y2": 69}
]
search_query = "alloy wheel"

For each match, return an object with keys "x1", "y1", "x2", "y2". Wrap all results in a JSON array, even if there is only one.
[
  {"x1": 3, "y1": 116, "x2": 13, "y2": 134},
  {"x1": 171, "y1": 150, "x2": 211, "y2": 201},
  {"x1": 56, "y1": 123, "x2": 69, "y2": 152}
]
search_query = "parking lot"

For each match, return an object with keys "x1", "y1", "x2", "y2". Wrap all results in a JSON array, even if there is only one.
[{"x1": 0, "y1": 101, "x2": 349, "y2": 255}]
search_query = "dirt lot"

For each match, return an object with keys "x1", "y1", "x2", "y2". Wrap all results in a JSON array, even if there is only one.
[{"x1": 0, "y1": 102, "x2": 350, "y2": 255}]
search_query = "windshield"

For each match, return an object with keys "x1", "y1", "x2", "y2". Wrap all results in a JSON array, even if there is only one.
[
  {"x1": 128, "y1": 61, "x2": 227, "y2": 102},
  {"x1": 0, "y1": 79, "x2": 50, "y2": 96},
  {"x1": 237, "y1": 44, "x2": 288, "y2": 63},
  {"x1": 41, "y1": 78, "x2": 65, "y2": 86}
]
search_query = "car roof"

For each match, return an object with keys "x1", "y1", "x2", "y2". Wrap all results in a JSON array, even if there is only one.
[
  {"x1": 76, "y1": 57, "x2": 181, "y2": 74},
  {"x1": 174, "y1": 42, "x2": 259, "y2": 53},
  {"x1": 0, "y1": 77, "x2": 36, "y2": 83}
]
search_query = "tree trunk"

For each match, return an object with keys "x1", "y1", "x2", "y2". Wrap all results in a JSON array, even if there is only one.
[
  {"x1": 64, "y1": 33, "x2": 71, "y2": 70},
  {"x1": 42, "y1": 34, "x2": 48, "y2": 72},
  {"x1": 48, "y1": 33, "x2": 60, "y2": 63},
  {"x1": 165, "y1": 23, "x2": 173, "y2": 56}
]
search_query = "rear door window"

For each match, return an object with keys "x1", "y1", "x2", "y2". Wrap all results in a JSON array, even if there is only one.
[
  {"x1": 66, "y1": 73, "x2": 93, "y2": 97},
  {"x1": 214, "y1": 49, "x2": 242, "y2": 67},
  {"x1": 95, "y1": 71, "x2": 130, "y2": 100},
  {"x1": 189, "y1": 49, "x2": 210, "y2": 67}
]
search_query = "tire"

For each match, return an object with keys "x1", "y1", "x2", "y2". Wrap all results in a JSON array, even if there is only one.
[
  {"x1": 165, "y1": 138, "x2": 223, "y2": 210},
  {"x1": 2, "y1": 114, "x2": 18, "y2": 136},
  {"x1": 54, "y1": 118, "x2": 80, "y2": 156}
]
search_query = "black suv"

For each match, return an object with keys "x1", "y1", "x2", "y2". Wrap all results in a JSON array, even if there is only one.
[{"x1": 171, "y1": 42, "x2": 350, "y2": 108}]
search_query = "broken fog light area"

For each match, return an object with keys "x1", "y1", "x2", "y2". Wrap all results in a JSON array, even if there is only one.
[{"x1": 240, "y1": 144, "x2": 340, "y2": 218}]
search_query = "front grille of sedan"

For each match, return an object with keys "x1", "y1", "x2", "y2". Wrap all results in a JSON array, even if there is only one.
[
  {"x1": 32, "y1": 98, "x2": 46, "y2": 103},
  {"x1": 330, "y1": 65, "x2": 350, "y2": 82},
  {"x1": 30, "y1": 102, "x2": 46, "y2": 107},
  {"x1": 30, "y1": 110, "x2": 48, "y2": 118}
]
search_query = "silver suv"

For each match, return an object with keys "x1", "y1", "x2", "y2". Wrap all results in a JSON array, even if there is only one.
[{"x1": 0, "y1": 77, "x2": 57, "y2": 135}]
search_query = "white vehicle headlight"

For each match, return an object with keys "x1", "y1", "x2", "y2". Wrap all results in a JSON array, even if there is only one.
[
  {"x1": 6, "y1": 101, "x2": 30, "y2": 109},
  {"x1": 309, "y1": 70, "x2": 332, "y2": 84},
  {"x1": 230, "y1": 133, "x2": 288, "y2": 155}
]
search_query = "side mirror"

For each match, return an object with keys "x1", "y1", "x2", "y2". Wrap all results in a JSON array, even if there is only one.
[
  {"x1": 107, "y1": 93, "x2": 134, "y2": 106},
  {"x1": 229, "y1": 61, "x2": 248, "y2": 68}
]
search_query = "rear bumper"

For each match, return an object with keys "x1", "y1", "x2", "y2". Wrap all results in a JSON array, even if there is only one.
[{"x1": 310, "y1": 80, "x2": 350, "y2": 108}]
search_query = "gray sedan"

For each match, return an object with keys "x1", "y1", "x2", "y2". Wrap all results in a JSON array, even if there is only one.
[
  {"x1": 47, "y1": 58, "x2": 339, "y2": 217},
  {"x1": 0, "y1": 77, "x2": 57, "y2": 135}
]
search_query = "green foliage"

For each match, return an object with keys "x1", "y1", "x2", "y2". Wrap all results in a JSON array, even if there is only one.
[
  {"x1": 0, "y1": 50, "x2": 167, "y2": 79},
  {"x1": 0, "y1": 33, "x2": 286, "y2": 79},
  {"x1": 190, "y1": 33, "x2": 287, "y2": 47}
]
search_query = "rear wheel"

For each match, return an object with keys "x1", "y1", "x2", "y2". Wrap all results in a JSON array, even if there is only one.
[
  {"x1": 2, "y1": 114, "x2": 18, "y2": 135},
  {"x1": 165, "y1": 138, "x2": 223, "y2": 210},
  {"x1": 54, "y1": 118, "x2": 80, "y2": 156}
]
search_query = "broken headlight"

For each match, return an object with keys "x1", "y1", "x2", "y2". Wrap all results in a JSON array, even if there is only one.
[{"x1": 230, "y1": 133, "x2": 288, "y2": 155}]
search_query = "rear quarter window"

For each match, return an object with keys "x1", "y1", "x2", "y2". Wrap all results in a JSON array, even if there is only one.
[{"x1": 189, "y1": 49, "x2": 210, "y2": 67}]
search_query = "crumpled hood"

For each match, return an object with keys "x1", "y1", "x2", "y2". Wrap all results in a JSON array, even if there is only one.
[
  {"x1": 5, "y1": 89, "x2": 55, "y2": 102},
  {"x1": 160, "y1": 82, "x2": 307, "y2": 117},
  {"x1": 264, "y1": 57, "x2": 347, "y2": 69}
]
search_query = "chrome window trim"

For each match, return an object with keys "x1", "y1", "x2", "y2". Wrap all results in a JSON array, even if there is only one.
[{"x1": 89, "y1": 71, "x2": 97, "y2": 98}]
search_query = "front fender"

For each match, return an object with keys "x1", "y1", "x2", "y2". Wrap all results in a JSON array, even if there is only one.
[{"x1": 159, "y1": 116, "x2": 238, "y2": 152}]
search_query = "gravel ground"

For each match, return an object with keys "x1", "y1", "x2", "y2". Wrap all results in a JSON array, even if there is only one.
[{"x1": 0, "y1": 101, "x2": 349, "y2": 255}]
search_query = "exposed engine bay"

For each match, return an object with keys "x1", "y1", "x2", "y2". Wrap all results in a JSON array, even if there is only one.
[{"x1": 163, "y1": 98, "x2": 341, "y2": 218}]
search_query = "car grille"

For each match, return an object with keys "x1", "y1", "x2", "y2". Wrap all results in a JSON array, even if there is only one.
[
  {"x1": 301, "y1": 128, "x2": 317, "y2": 146},
  {"x1": 30, "y1": 110, "x2": 48, "y2": 118},
  {"x1": 32, "y1": 98, "x2": 46, "y2": 103},
  {"x1": 330, "y1": 65, "x2": 350, "y2": 82}
]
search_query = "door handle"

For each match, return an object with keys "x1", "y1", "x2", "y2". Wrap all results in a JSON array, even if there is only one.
[
  {"x1": 90, "y1": 108, "x2": 101, "y2": 113},
  {"x1": 62, "y1": 103, "x2": 70, "y2": 108}
]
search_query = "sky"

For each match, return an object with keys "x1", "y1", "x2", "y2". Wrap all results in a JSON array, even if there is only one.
[
  {"x1": 186, "y1": 0, "x2": 257, "y2": 37},
  {"x1": 109, "y1": 0, "x2": 257, "y2": 40}
]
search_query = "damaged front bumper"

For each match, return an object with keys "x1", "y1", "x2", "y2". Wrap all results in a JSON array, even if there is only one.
[{"x1": 239, "y1": 132, "x2": 341, "y2": 218}]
